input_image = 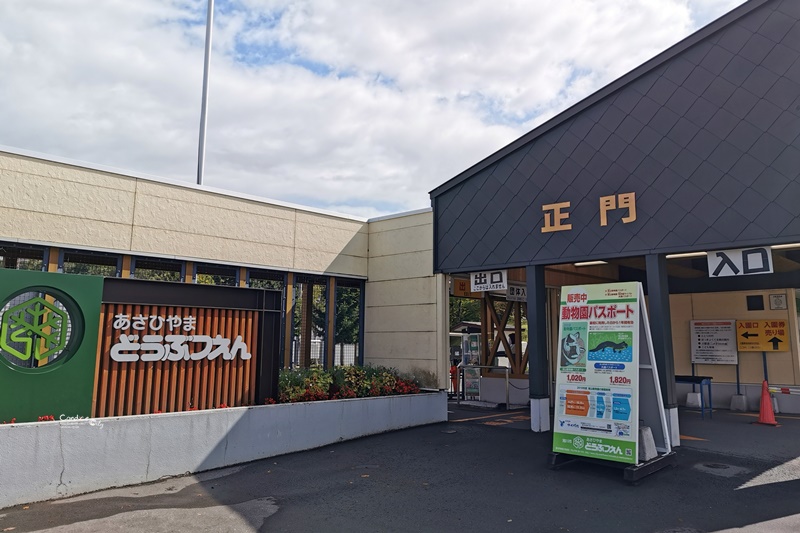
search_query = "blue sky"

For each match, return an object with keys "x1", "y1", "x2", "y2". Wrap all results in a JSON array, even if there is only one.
[{"x1": 0, "y1": 0, "x2": 745, "y2": 217}]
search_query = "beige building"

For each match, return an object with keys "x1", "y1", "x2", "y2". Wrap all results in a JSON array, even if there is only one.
[{"x1": 0, "y1": 147, "x2": 449, "y2": 389}]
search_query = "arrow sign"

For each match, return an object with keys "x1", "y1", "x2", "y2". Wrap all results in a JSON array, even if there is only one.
[
  {"x1": 768, "y1": 337, "x2": 783, "y2": 350},
  {"x1": 741, "y1": 331, "x2": 759, "y2": 339}
]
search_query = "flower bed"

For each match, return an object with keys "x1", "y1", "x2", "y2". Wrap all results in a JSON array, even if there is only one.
[{"x1": 271, "y1": 365, "x2": 420, "y2": 404}]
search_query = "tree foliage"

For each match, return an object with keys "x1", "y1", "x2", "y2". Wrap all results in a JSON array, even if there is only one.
[{"x1": 449, "y1": 296, "x2": 480, "y2": 331}]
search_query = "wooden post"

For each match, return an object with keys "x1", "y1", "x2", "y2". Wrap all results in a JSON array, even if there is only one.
[
  {"x1": 47, "y1": 247, "x2": 60, "y2": 272},
  {"x1": 121, "y1": 256, "x2": 132, "y2": 278},
  {"x1": 184, "y1": 262, "x2": 194, "y2": 283},
  {"x1": 283, "y1": 273, "x2": 294, "y2": 369}
]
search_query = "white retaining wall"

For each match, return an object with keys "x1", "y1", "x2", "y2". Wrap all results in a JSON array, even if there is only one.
[{"x1": 0, "y1": 392, "x2": 447, "y2": 510}]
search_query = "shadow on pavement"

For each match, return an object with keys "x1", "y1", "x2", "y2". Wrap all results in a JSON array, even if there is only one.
[{"x1": 2, "y1": 404, "x2": 800, "y2": 532}]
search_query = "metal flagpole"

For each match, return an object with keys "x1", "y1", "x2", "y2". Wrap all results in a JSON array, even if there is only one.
[{"x1": 197, "y1": 0, "x2": 214, "y2": 185}]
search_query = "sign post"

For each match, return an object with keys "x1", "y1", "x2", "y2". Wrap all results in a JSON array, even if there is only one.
[{"x1": 549, "y1": 282, "x2": 675, "y2": 482}]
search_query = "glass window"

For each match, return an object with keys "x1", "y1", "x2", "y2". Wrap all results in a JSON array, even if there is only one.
[
  {"x1": 249, "y1": 269, "x2": 285, "y2": 290},
  {"x1": 334, "y1": 280, "x2": 362, "y2": 366},
  {"x1": 290, "y1": 275, "x2": 328, "y2": 367},
  {"x1": 62, "y1": 250, "x2": 119, "y2": 277},
  {"x1": 132, "y1": 257, "x2": 183, "y2": 282},
  {"x1": 0, "y1": 243, "x2": 46, "y2": 271},
  {"x1": 195, "y1": 263, "x2": 238, "y2": 286}
]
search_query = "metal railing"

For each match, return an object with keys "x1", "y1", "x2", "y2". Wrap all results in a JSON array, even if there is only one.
[{"x1": 456, "y1": 364, "x2": 510, "y2": 411}]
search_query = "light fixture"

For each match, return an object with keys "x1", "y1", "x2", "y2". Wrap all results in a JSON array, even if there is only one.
[
  {"x1": 665, "y1": 252, "x2": 707, "y2": 259},
  {"x1": 771, "y1": 243, "x2": 800, "y2": 250},
  {"x1": 573, "y1": 261, "x2": 608, "y2": 267}
]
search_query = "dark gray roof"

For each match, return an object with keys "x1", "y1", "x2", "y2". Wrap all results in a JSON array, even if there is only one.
[{"x1": 431, "y1": 0, "x2": 800, "y2": 273}]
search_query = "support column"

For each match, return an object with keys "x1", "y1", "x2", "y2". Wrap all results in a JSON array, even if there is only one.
[
  {"x1": 121, "y1": 256, "x2": 132, "y2": 278},
  {"x1": 326, "y1": 278, "x2": 336, "y2": 369},
  {"x1": 301, "y1": 282, "x2": 312, "y2": 367},
  {"x1": 47, "y1": 247, "x2": 60, "y2": 273},
  {"x1": 645, "y1": 253, "x2": 679, "y2": 445},
  {"x1": 526, "y1": 265, "x2": 550, "y2": 432},
  {"x1": 184, "y1": 262, "x2": 194, "y2": 283},
  {"x1": 283, "y1": 273, "x2": 295, "y2": 369}
]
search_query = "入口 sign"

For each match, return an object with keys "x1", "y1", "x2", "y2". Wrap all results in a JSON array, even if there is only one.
[{"x1": 707, "y1": 247, "x2": 773, "y2": 277}]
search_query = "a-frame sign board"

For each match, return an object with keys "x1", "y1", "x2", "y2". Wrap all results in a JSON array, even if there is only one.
[{"x1": 549, "y1": 282, "x2": 675, "y2": 483}]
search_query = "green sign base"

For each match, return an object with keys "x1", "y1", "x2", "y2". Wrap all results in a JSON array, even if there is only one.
[{"x1": 552, "y1": 431, "x2": 637, "y2": 465}]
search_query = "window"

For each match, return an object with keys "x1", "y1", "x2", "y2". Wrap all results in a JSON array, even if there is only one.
[
  {"x1": 195, "y1": 263, "x2": 238, "y2": 286},
  {"x1": 248, "y1": 269, "x2": 285, "y2": 290},
  {"x1": 0, "y1": 243, "x2": 46, "y2": 271},
  {"x1": 334, "y1": 279, "x2": 362, "y2": 366},
  {"x1": 132, "y1": 257, "x2": 183, "y2": 282},
  {"x1": 291, "y1": 275, "x2": 328, "y2": 367},
  {"x1": 62, "y1": 250, "x2": 120, "y2": 277}
]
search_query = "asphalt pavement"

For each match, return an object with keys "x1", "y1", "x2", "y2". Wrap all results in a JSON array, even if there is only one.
[{"x1": 2, "y1": 403, "x2": 800, "y2": 533}]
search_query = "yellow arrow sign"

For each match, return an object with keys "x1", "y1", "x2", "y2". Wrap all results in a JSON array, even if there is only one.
[{"x1": 736, "y1": 320, "x2": 788, "y2": 352}]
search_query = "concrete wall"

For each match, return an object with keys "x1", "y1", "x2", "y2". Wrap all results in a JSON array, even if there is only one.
[
  {"x1": 364, "y1": 211, "x2": 449, "y2": 389},
  {"x1": 0, "y1": 150, "x2": 368, "y2": 277},
  {"x1": 0, "y1": 392, "x2": 447, "y2": 509}
]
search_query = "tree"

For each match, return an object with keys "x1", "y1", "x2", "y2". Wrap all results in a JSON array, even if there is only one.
[{"x1": 449, "y1": 296, "x2": 480, "y2": 332}]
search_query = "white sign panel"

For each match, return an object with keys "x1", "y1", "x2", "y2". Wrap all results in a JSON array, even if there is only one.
[
  {"x1": 690, "y1": 320, "x2": 737, "y2": 364},
  {"x1": 507, "y1": 282, "x2": 527, "y2": 302},
  {"x1": 471, "y1": 270, "x2": 507, "y2": 292},
  {"x1": 707, "y1": 247, "x2": 773, "y2": 277}
]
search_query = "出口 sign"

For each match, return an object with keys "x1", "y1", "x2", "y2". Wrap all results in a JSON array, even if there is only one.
[{"x1": 471, "y1": 270, "x2": 507, "y2": 292}]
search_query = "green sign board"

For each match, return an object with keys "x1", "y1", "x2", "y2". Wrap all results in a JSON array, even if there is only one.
[{"x1": 0, "y1": 269, "x2": 103, "y2": 423}]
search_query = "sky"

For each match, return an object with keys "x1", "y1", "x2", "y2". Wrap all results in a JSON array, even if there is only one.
[{"x1": 0, "y1": 0, "x2": 747, "y2": 218}]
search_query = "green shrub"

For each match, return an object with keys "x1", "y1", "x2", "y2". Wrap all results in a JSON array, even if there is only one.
[{"x1": 270, "y1": 365, "x2": 420, "y2": 404}]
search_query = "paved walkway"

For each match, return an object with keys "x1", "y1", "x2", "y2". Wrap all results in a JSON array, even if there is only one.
[{"x1": 2, "y1": 404, "x2": 800, "y2": 532}]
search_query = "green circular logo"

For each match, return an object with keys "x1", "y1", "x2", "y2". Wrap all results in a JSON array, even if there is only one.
[{"x1": 0, "y1": 287, "x2": 84, "y2": 371}]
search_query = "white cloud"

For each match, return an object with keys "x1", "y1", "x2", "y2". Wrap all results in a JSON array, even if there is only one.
[{"x1": 0, "y1": 0, "x2": 746, "y2": 216}]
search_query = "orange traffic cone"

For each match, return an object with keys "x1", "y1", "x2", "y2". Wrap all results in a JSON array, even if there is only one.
[{"x1": 754, "y1": 380, "x2": 779, "y2": 426}]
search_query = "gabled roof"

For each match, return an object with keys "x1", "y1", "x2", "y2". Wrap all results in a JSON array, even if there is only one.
[
  {"x1": 430, "y1": 0, "x2": 770, "y2": 199},
  {"x1": 430, "y1": 0, "x2": 800, "y2": 273}
]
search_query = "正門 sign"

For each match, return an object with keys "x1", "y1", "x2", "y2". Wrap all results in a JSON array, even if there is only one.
[
  {"x1": 690, "y1": 320, "x2": 737, "y2": 364},
  {"x1": 552, "y1": 282, "x2": 640, "y2": 464}
]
